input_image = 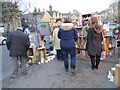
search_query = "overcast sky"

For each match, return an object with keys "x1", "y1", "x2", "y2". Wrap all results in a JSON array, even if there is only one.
[{"x1": 19, "y1": 0, "x2": 115, "y2": 14}]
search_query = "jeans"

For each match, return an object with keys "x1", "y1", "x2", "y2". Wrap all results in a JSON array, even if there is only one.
[{"x1": 61, "y1": 47, "x2": 76, "y2": 69}]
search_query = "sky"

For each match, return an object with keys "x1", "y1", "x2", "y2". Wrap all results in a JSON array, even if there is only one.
[{"x1": 18, "y1": 0, "x2": 116, "y2": 14}]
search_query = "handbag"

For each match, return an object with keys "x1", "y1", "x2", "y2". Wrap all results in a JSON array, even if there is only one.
[
  {"x1": 102, "y1": 40, "x2": 108, "y2": 51},
  {"x1": 101, "y1": 29, "x2": 108, "y2": 51}
]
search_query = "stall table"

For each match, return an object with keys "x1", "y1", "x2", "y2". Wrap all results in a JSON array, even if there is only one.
[{"x1": 27, "y1": 46, "x2": 37, "y2": 64}]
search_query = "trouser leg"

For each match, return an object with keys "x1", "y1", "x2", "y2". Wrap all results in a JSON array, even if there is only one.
[
  {"x1": 20, "y1": 57, "x2": 27, "y2": 74},
  {"x1": 61, "y1": 48, "x2": 69, "y2": 69},
  {"x1": 56, "y1": 50, "x2": 61, "y2": 60},
  {"x1": 59, "y1": 50, "x2": 62, "y2": 60},
  {"x1": 90, "y1": 55, "x2": 95, "y2": 70},
  {"x1": 96, "y1": 55, "x2": 101, "y2": 69},
  {"x1": 11, "y1": 57, "x2": 18, "y2": 75},
  {"x1": 69, "y1": 47, "x2": 76, "y2": 69}
]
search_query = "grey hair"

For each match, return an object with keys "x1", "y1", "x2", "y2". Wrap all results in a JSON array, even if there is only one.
[
  {"x1": 90, "y1": 17, "x2": 98, "y2": 23},
  {"x1": 64, "y1": 17, "x2": 72, "y2": 23}
]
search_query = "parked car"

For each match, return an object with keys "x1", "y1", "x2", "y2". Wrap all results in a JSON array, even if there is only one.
[
  {"x1": 0, "y1": 35, "x2": 6, "y2": 45},
  {"x1": 2, "y1": 31, "x2": 9, "y2": 38}
]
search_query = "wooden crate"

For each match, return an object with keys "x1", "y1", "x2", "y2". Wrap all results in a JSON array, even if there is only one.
[
  {"x1": 37, "y1": 47, "x2": 47, "y2": 62},
  {"x1": 114, "y1": 64, "x2": 120, "y2": 87},
  {"x1": 27, "y1": 46, "x2": 37, "y2": 64}
]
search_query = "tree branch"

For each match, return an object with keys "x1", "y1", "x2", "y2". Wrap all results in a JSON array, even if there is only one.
[{"x1": 22, "y1": 2, "x2": 30, "y2": 13}]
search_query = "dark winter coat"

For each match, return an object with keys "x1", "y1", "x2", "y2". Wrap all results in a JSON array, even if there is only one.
[
  {"x1": 58, "y1": 23, "x2": 78, "y2": 48},
  {"x1": 6, "y1": 29, "x2": 30, "y2": 57},
  {"x1": 86, "y1": 27, "x2": 103, "y2": 56}
]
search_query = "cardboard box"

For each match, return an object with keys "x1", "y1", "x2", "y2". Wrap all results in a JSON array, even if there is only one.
[
  {"x1": 114, "y1": 64, "x2": 120, "y2": 87},
  {"x1": 111, "y1": 67, "x2": 115, "y2": 76}
]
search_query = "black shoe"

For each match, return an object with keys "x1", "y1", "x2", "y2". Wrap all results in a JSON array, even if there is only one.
[
  {"x1": 10, "y1": 74, "x2": 17, "y2": 79},
  {"x1": 57, "y1": 59, "x2": 60, "y2": 61},
  {"x1": 95, "y1": 65, "x2": 98, "y2": 69},
  {"x1": 70, "y1": 69, "x2": 76, "y2": 77},
  {"x1": 91, "y1": 66, "x2": 95, "y2": 70},
  {"x1": 60, "y1": 59, "x2": 64, "y2": 61},
  {"x1": 22, "y1": 72, "x2": 27, "y2": 75},
  {"x1": 65, "y1": 68, "x2": 68, "y2": 72},
  {"x1": 71, "y1": 69, "x2": 75, "y2": 74}
]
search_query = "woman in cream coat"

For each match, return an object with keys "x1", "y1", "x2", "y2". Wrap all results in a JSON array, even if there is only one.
[{"x1": 52, "y1": 19, "x2": 63, "y2": 61}]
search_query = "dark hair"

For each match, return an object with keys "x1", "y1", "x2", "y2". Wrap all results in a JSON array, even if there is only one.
[{"x1": 56, "y1": 18, "x2": 62, "y2": 23}]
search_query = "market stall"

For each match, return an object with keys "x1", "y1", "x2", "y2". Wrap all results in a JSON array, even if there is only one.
[{"x1": 76, "y1": 26, "x2": 87, "y2": 57}]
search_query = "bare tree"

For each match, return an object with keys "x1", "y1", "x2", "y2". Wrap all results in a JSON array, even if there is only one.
[
  {"x1": 2, "y1": 0, "x2": 30, "y2": 31},
  {"x1": 117, "y1": 1, "x2": 120, "y2": 24},
  {"x1": 2, "y1": 1, "x2": 18, "y2": 31}
]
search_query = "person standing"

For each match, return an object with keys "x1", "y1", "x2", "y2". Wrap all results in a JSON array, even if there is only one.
[
  {"x1": 81, "y1": 23, "x2": 90, "y2": 57},
  {"x1": 58, "y1": 18, "x2": 78, "y2": 74},
  {"x1": 86, "y1": 17, "x2": 103, "y2": 70},
  {"x1": 6, "y1": 27, "x2": 30, "y2": 78},
  {"x1": 52, "y1": 18, "x2": 63, "y2": 61}
]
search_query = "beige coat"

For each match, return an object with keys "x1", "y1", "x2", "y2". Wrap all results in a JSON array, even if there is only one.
[{"x1": 52, "y1": 28, "x2": 61, "y2": 50}]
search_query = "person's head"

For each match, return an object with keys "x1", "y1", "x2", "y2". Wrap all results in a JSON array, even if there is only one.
[
  {"x1": 56, "y1": 18, "x2": 62, "y2": 23},
  {"x1": 90, "y1": 17, "x2": 98, "y2": 25},
  {"x1": 54, "y1": 18, "x2": 62, "y2": 27},
  {"x1": 64, "y1": 17, "x2": 72, "y2": 23},
  {"x1": 90, "y1": 17, "x2": 100, "y2": 29},
  {"x1": 15, "y1": 27, "x2": 24, "y2": 32}
]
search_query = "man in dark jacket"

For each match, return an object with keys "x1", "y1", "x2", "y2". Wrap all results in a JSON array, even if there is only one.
[
  {"x1": 58, "y1": 18, "x2": 78, "y2": 75},
  {"x1": 6, "y1": 27, "x2": 30, "y2": 78},
  {"x1": 86, "y1": 17, "x2": 103, "y2": 70}
]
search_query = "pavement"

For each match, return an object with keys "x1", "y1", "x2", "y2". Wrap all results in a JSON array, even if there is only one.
[
  {"x1": 2, "y1": 50, "x2": 119, "y2": 88},
  {"x1": 0, "y1": 46, "x2": 13, "y2": 90},
  {"x1": 1, "y1": 46, "x2": 13, "y2": 80}
]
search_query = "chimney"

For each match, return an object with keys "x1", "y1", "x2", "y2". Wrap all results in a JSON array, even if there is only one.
[{"x1": 49, "y1": 5, "x2": 52, "y2": 12}]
